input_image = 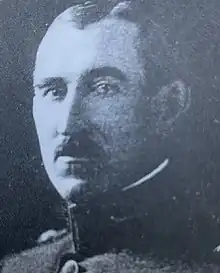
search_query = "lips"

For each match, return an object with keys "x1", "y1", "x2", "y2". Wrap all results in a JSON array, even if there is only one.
[
  {"x1": 54, "y1": 143, "x2": 83, "y2": 162},
  {"x1": 54, "y1": 140, "x2": 98, "y2": 169},
  {"x1": 54, "y1": 135, "x2": 102, "y2": 164},
  {"x1": 55, "y1": 155, "x2": 91, "y2": 175},
  {"x1": 56, "y1": 156, "x2": 90, "y2": 163},
  {"x1": 54, "y1": 147, "x2": 94, "y2": 163}
]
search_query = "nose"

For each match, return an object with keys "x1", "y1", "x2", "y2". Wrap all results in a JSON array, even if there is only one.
[{"x1": 56, "y1": 86, "x2": 83, "y2": 136}]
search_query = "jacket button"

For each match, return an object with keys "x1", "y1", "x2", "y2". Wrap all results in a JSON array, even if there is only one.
[{"x1": 59, "y1": 260, "x2": 79, "y2": 273}]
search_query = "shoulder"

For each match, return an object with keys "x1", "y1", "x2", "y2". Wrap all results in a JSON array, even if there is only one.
[{"x1": 0, "y1": 232, "x2": 72, "y2": 273}]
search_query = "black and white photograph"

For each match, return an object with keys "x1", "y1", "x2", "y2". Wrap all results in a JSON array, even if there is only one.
[{"x1": 0, "y1": 0, "x2": 220, "y2": 272}]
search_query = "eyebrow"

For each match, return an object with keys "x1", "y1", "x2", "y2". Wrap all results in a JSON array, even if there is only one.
[
  {"x1": 34, "y1": 66, "x2": 127, "y2": 90},
  {"x1": 34, "y1": 77, "x2": 66, "y2": 90},
  {"x1": 82, "y1": 66, "x2": 127, "y2": 82}
]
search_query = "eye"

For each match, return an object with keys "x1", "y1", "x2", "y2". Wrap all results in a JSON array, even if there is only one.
[
  {"x1": 91, "y1": 79, "x2": 120, "y2": 96},
  {"x1": 43, "y1": 85, "x2": 67, "y2": 101},
  {"x1": 96, "y1": 83, "x2": 111, "y2": 94},
  {"x1": 35, "y1": 78, "x2": 68, "y2": 101}
]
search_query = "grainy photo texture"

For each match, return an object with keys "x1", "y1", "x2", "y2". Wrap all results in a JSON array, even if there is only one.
[{"x1": 1, "y1": 0, "x2": 220, "y2": 272}]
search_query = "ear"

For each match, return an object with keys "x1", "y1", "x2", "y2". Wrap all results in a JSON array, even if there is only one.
[{"x1": 151, "y1": 80, "x2": 191, "y2": 132}]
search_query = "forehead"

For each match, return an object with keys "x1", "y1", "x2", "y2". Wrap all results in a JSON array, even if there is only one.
[{"x1": 34, "y1": 14, "x2": 143, "y2": 84}]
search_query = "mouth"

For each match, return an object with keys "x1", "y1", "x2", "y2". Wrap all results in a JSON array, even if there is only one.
[
  {"x1": 54, "y1": 155, "x2": 96, "y2": 179},
  {"x1": 55, "y1": 155, "x2": 94, "y2": 170},
  {"x1": 53, "y1": 138, "x2": 105, "y2": 179},
  {"x1": 54, "y1": 138, "x2": 105, "y2": 164},
  {"x1": 56, "y1": 156, "x2": 90, "y2": 163},
  {"x1": 54, "y1": 140, "x2": 98, "y2": 163}
]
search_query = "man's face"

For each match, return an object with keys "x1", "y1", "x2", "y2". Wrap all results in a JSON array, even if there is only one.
[{"x1": 33, "y1": 15, "x2": 159, "y2": 201}]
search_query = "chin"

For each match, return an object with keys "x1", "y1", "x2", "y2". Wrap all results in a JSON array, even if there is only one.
[{"x1": 50, "y1": 174, "x2": 86, "y2": 201}]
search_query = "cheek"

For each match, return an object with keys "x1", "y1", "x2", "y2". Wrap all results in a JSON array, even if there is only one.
[
  {"x1": 33, "y1": 99, "x2": 56, "y2": 141},
  {"x1": 84, "y1": 95, "x2": 139, "y2": 144},
  {"x1": 85, "y1": 95, "x2": 132, "y2": 124}
]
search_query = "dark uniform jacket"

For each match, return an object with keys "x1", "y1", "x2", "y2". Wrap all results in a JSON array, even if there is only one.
[
  {"x1": 0, "y1": 195, "x2": 218, "y2": 272},
  {"x1": 1, "y1": 231, "x2": 219, "y2": 272}
]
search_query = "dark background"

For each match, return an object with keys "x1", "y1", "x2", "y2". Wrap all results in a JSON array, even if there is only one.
[{"x1": 1, "y1": 0, "x2": 220, "y2": 264}]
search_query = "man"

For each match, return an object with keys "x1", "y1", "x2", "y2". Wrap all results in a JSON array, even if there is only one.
[
  {"x1": 1, "y1": 1, "x2": 193, "y2": 272},
  {"x1": 32, "y1": 0, "x2": 190, "y2": 208}
]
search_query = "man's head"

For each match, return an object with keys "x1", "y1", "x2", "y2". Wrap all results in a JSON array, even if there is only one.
[{"x1": 33, "y1": 1, "x2": 190, "y2": 202}]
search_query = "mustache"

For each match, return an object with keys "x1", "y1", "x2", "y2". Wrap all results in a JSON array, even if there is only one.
[{"x1": 54, "y1": 128, "x2": 108, "y2": 162}]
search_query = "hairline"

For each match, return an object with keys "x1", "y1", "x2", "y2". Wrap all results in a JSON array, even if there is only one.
[{"x1": 35, "y1": 1, "x2": 182, "y2": 91}]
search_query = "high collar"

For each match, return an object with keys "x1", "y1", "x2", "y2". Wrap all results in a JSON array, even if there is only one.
[
  {"x1": 66, "y1": 189, "x2": 154, "y2": 259},
  {"x1": 65, "y1": 158, "x2": 170, "y2": 258}
]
